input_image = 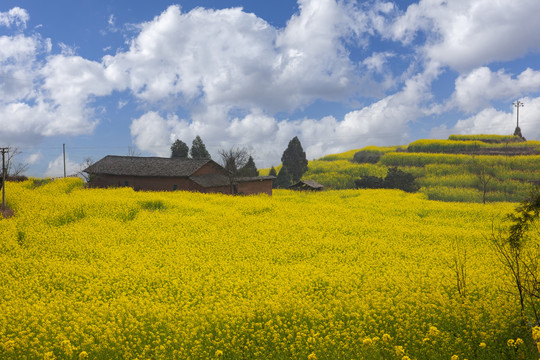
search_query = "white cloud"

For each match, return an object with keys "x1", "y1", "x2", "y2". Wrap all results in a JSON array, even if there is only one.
[
  {"x1": 363, "y1": 52, "x2": 394, "y2": 73},
  {"x1": 2, "y1": 2, "x2": 398, "y2": 156},
  {"x1": 44, "y1": 154, "x2": 80, "y2": 178},
  {"x1": 130, "y1": 111, "x2": 187, "y2": 157},
  {"x1": 0, "y1": 7, "x2": 29, "y2": 29},
  {"x1": 129, "y1": 68, "x2": 434, "y2": 166},
  {"x1": 391, "y1": 0, "x2": 540, "y2": 71},
  {"x1": 431, "y1": 97, "x2": 540, "y2": 140},
  {"x1": 26, "y1": 152, "x2": 42, "y2": 164},
  {"x1": 0, "y1": 34, "x2": 38, "y2": 103},
  {"x1": 104, "y1": 2, "x2": 380, "y2": 112},
  {"x1": 452, "y1": 67, "x2": 540, "y2": 112}
]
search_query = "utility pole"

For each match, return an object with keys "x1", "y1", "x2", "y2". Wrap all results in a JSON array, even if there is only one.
[
  {"x1": 63, "y1": 143, "x2": 66, "y2": 178},
  {"x1": 1, "y1": 147, "x2": 8, "y2": 210},
  {"x1": 513, "y1": 100, "x2": 524, "y2": 128},
  {"x1": 513, "y1": 100, "x2": 525, "y2": 138}
]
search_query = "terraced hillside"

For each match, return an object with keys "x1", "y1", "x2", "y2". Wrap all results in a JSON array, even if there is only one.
[{"x1": 264, "y1": 135, "x2": 540, "y2": 202}]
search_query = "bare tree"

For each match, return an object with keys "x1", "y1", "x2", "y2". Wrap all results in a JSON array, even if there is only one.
[
  {"x1": 6, "y1": 147, "x2": 29, "y2": 177},
  {"x1": 127, "y1": 146, "x2": 141, "y2": 157},
  {"x1": 77, "y1": 157, "x2": 95, "y2": 184},
  {"x1": 469, "y1": 160, "x2": 495, "y2": 204},
  {"x1": 218, "y1": 147, "x2": 250, "y2": 194}
]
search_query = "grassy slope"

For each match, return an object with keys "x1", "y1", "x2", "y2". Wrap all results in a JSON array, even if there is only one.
[{"x1": 263, "y1": 137, "x2": 540, "y2": 203}]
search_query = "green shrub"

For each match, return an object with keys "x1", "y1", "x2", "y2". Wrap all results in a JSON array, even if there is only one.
[
  {"x1": 139, "y1": 200, "x2": 166, "y2": 211},
  {"x1": 355, "y1": 167, "x2": 419, "y2": 192},
  {"x1": 352, "y1": 151, "x2": 382, "y2": 164}
]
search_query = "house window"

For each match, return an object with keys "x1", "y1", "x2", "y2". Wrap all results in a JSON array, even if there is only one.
[{"x1": 173, "y1": 185, "x2": 178, "y2": 190}]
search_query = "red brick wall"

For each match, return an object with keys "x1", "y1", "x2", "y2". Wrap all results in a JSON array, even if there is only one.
[
  {"x1": 90, "y1": 175, "x2": 202, "y2": 192},
  {"x1": 237, "y1": 179, "x2": 273, "y2": 195},
  {"x1": 90, "y1": 174, "x2": 273, "y2": 195}
]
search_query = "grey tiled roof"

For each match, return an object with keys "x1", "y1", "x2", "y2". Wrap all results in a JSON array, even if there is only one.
[
  {"x1": 84, "y1": 156, "x2": 216, "y2": 177},
  {"x1": 289, "y1": 180, "x2": 324, "y2": 189},
  {"x1": 190, "y1": 174, "x2": 230, "y2": 187}
]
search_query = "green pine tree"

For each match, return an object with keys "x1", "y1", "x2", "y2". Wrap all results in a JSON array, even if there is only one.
[
  {"x1": 171, "y1": 139, "x2": 189, "y2": 158},
  {"x1": 281, "y1": 136, "x2": 308, "y2": 183},
  {"x1": 275, "y1": 166, "x2": 292, "y2": 189},
  {"x1": 269, "y1": 166, "x2": 278, "y2": 188},
  {"x1": 239, "y1": 156, "x2": 259, "y2": 177},
  {"x1": 190, "y1": 135, "x2": 211, "y2": 159}
]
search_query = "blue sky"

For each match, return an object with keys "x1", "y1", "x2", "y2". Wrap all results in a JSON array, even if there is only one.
[{"x1": 1, "y1": 0, "x2": 539, "y2": 177}]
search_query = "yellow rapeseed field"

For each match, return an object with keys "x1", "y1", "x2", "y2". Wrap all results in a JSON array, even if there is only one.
[{"x1": 0, "y1": 178, "x2": 537, "y2": 359}]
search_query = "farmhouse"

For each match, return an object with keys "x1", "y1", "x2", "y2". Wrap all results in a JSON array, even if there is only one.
[
  {"x1": 84, "y1": 155, "x2": 274, "y2": 195},
  {"x1": 289, "y1": 180, "x2": 324, "y2": 191}
]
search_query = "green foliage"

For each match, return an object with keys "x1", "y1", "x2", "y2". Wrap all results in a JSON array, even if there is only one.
[
  {"x1": 269, "y1": 166, "x2": 277, "y2": 177},
  {"x1": 275, "y1": 166, "x2": 292, "y2": 189},
  {"x1": 352, "y1": 150, "x2": 382, "y2": 164},
  {"x1": 384, "y1": 167, "x2": 419, "y2": 192},
  {"x1": 47, "y1": 206, "x2": 86, "y2": 226},
  {"x1": 303, "y1": 161, "x2": 386, "y2": 189},
  {"x1": 355, "y1": 167, "x2": 419, "y2": 193},
  {"x1": 238, "y1": 156, "x2": 259, "y2": 177},
  {"x1": 491, "y1": 186, "x2": 540, "y2": 321},
  {"x1": 354, "y1": 175, "x2": 385, "y2": 189},
  {"x1": 190, "y1": 135, "x2": 211, "y2": 160},
  {"x1": 139, "y1": 200, "x2": 166, "y2": 211},
  {"x1": 507, "y1": 186, "x2": 540, "y2": 248},
  {"x1": 281, "y1": 136, "x2": 308, "y2": 183},
  {"x1": 171, "y1": 139, "x2": 189, "y2": 158}
]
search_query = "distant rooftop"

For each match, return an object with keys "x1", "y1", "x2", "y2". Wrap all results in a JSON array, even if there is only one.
[{"x1": 84, "y1": 156, "x2": 216, "y2": 177}]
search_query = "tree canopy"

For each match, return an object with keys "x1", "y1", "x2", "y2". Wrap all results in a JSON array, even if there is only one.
[
  {"x1": 275, "y1": 166, "x2": 292, "y2": 189},
  {"x1": 171, "y1": 139, "x2": 189, "y2": 158},
  {"x1": 190, "y1": 135, "x2": 211, "y2": 160},
  {"x1": 281, "y1": 136, "x2": 308, "y2": 183},
  {"x1": 239, "y1": 156, "x2": 258, "y2": 177}
]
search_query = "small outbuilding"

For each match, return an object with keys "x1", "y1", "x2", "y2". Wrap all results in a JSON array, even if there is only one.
[
  {"x1": 289, "y1": 179, "x2": 324, "y2": 191},
  {"x1": 84, "y1": 155, "x2": 274, "y2": 195}
]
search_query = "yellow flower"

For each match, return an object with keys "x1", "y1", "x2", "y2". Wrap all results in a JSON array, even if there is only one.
[
  {"x1": 382, "y1": 334, "x2": 392, "y2": 342},
  {"x1": 533, "y1": 326, "x2": 540, "y2": 341},
  {"x1": 451, "y1": 355, "x2": 459, "y2": 360},
  {"x1": 479, "y1": 342, "x2": 486, "y2": 349},
  {"x1": 79, "y1": 351, "x2": 89, "y2": 360},
  {"x1": 515, "y1": 338, "x2": 524, "y2": 347},
  {"x1": 215, "y1": 350, "x2": 224, "y2": 357},
  {"x1": 429, "y1": 326, "x2": 440, "y2": 337},
  {"x1": 308, "y1": 352, "x2": 317, "y2": 360},
  {"x1": 402, "y1": 356, "x2": 411, "y2": 360},
  {"x1": 363, "y1": 338, "x2": 373, "y2": 346},
  {"x1": 3, "y1": 340, "x2": 15, "y2": 352},
  {"x1": 44, "y1": 351, "x2": 56, "y2": 360},
  {"x1": 61, "y1": 339, "x2": 73, "y2": 356},
  {"x1": 395, "y1": 346, "x2": 405, "y2": 356},
  {"x1": 507, "y1": 339, "x2": 515, "y2": 348}
]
